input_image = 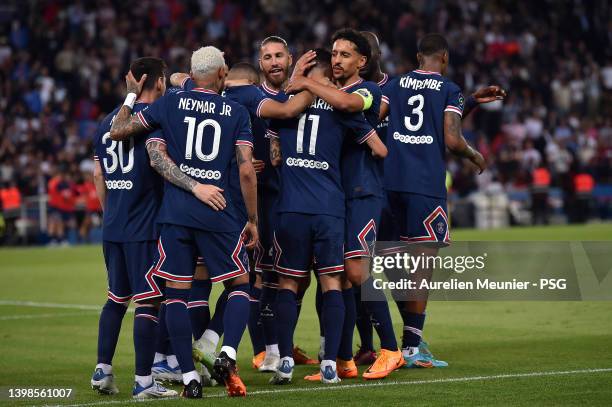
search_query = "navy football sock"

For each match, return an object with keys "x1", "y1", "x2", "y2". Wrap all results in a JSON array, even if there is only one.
[
  {"x1": 354, "y1": 285, "x2": 375, "y2": 351},
  {"x1": 338, "y1": 288, "x2": 356, "y2": 361},
  {"x1": 401, "y1": 312, "x2": 425, "y2": 348},
  {"x1": 248, "y1": 286, "x2": 265, "y2": 355},
  {"x1": 322, "y1": 290, "x2": 345, "y2": 361},
  {"x1": 188, "y1": 279, "x2": 211, "y2": 339},
  {"x1": 296, "y1": 289, "x2": 305, "y2": 320},
  {"x1": 97, "y1": 300, "x2": 127, "y2": 365},
  {"x1": 220, "y1": 284, "x2": 251, "y2": 360},
  {"x1": 133, "y1": 306, "x2": 158, "y2": 376},
  {"x1": 260, "y1": 285, "x2": 278, "y2": 346},
  {"x1": 165, "y1": 288, "x2": 195, "y2": 374},
  {"x1": 276, "y1": 289, "x2": 297, "y2": 359},
  {"x1": 155, "y1": 302, "x2": 170, "y2": 355},
  {"x1": 362, "y1": 276, "x2": 398, "y2": 350},
  {"x1": 207, "y1": 289, "x2": 228, "y2": 337},
  {"x1": 315, "y1": 283, "x2": 324, "y2": 336}
]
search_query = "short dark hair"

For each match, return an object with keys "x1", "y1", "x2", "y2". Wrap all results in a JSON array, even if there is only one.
[
  {"x1": 331, "y1": 28, "x2": 371, "y2": 61},
  {"x1": 228, "y1": 62, "x2": 260, "y2": 84},
  {"x1": 417, "y1": 33, "x2": 449, "y2": 56},
  {"x1": 312, "y1": 48, "x2": 332, "y2": 71},
  {"x1": 260, "y1": 35, "x2": 289, "y2": 50},
  {"x1": 129, "y1": 57, "x2": 167, "y2": 91}
]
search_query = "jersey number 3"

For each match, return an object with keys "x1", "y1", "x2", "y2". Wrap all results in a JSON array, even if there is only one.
[{"x1": 404, "y1": 94, "x2": 424, "y2": 131}]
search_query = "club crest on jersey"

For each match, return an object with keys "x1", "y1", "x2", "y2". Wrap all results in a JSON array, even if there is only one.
[
  {"x1": 458, "y1": 94, "x2": 465, "y2": 109},
  {"x1": 436, "y1": 221, "x2": 446, "y2": 235}
]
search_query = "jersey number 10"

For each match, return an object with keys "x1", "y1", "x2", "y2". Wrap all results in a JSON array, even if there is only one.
[{"x1": 184, "y1": 116, "x2": 221, "y2": 161}]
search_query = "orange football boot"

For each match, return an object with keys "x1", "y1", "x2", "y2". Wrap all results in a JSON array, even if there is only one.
[
  {"x1": 293, "y1": 346, "x2": 318, "y2": 365},
  {"x1": 362, "y1": 349, "x2": 405, "y2": 380},
  {"x1": 252, "y1": 351, "x2": 266, "y2": 369},
  {"x1": 304, "y1": 359, "x2": 358, "y2": 381}
]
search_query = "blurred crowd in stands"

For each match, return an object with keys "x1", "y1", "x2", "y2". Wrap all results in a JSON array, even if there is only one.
[{"x1": 0, "y1": 0, "x2": 610, "y2": 243}]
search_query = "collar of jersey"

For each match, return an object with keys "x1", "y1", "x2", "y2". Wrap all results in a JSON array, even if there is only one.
[
  {"x1": 338, "y1": 78, "x2": 363, "y2": 91},
  {"x1": 377, "y1": 73, "x2": 388, "y2": 87},
  {"x1": 413, "y1": 69, "x2": 441, "y2": 76},
  {"x1": 191, "y1": 87, "x2": 218, "y2": 94},
  {"x1": 261, "y1": 81, "x2": 280, "y2": 95}
]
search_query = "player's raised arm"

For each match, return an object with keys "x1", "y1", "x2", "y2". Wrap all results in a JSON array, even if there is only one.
[
  {"x1": 286, "y1": 76, "x2": 369, "y2": 113},
  {"x1": 236, "y1": 144, "x2": 259, "y2": 249},
  {"x1": 170, "y1": 72, "x2": 190, "y2": 88},
  {"x1": 145, "y1": 139, "x2": 226, "y2": 211},
  {"x1": 110, "y1": 72, "x2": 151, "y2": 141},
  {"x1": 341, "y1": 112, "x2": 388, "y2": 158},
  {"x1": 444, "y1": 111, "x2": 486, "y2": 173},
  {"x1": 462, "y1": 85, "x2": 506, "y2": 118},
  {"x1": 258, "y1": 90, "x2": 315, "y2": 119},
  {"x1": 93, "y1": 160, "x2": 106, "y2": 211}
]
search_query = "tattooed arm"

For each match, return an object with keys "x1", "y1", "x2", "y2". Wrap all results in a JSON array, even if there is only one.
[
  {"x1": 269, "y1": 136, "x2": 282, "y2": 167},
  {"x1": 146, "y1": 140, "x2": 226, "y2": 210},
  {"x1": 110, "y1": 71, "x2": 150, "y2": 141},
  {"x1": 444, "y1": 111, "x2": 486, "y2": 174},
  {"x1": 236, "y1": 144, "x2": 259, "y2": 249}
]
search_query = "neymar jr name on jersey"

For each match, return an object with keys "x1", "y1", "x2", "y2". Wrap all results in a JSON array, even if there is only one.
[{"x1": 178, "y1": 97, "x2": 234, "y2": 116}]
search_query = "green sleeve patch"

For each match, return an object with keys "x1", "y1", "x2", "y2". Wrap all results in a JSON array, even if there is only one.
[{"x1": 353, "y1": 88, "x2": 373, "y2": 111}]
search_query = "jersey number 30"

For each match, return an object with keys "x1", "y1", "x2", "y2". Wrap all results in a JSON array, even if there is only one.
[
  {"x1": 102, "y1": 132, "x2": 134, "y2": 174},
  {"x1": 404, "y1": 94, "x2": 424, "y2": 131}
]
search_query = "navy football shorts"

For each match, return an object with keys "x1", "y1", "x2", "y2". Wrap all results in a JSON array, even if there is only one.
[
  {"x1": 386, "y1": 191, "x2": 450, "y2": 246},
  {"x1": 377, "y1": 191, "x2": 400, "y2": 242},
  {"x1": 134, "y1": 224, "x2": 249, "y2": 301},
  {"x1": 102, "y1": 240, "x2": 157, "y2": 304},
  {"x1": 274, "y1": 213, "x2": 344, "y2": 278},
  {"x1": 344, "y1": 196, "x2": 383, "y2": 259}
]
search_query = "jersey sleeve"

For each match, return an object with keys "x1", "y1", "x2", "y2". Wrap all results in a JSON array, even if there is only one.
[
  {"x1": 444, "y1": 82, "x2": 465, "y2": 117},
  {"x1": 266, "y1": 119, "x2": 279, "y2": 139},
  {"x1": 182, "y1": 77, "x2": 196, "y2": 91},
  {"x1": 92, "y1": 124, "x2": 103, "y2": 162},
  {"x1": 144, "y1": 129, "x2": 166, "y2": 147},
  {"x1": 234, "y1": 105, "x2": 254, "y2": 148},
  {"x1": 338, "y1": 112, "x2": 376, "y2": 144},
  {"x1": 136, "y1": 96, "x2": 165, "y2": 131},
  {"x1": 381, "y1": 78, "x2": 396, "y2": 106},
  {"x1": 252, "y1": 87, "x2": 272, "y2": 119}
]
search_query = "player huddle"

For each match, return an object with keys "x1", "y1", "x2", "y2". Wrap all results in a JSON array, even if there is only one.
[{"x1": 90, "y1": 29, "x2": 503, "y2": 399}]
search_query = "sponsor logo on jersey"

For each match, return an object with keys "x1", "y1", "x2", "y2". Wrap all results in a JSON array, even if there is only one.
[
  {"x1": 393, "y1": 132, "x2": 434, "y2": 144},
  {"x1": 179, "y1": 163, "x2": 222, "y2": 180},
  {"x1": 105, "y1": 180, "x2": 134, "y2": 190},
  {"x1": 286, "y1": 157, "x2": 329, "y2": 170}
]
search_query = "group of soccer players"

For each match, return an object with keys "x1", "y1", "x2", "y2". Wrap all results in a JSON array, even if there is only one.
[{"x1": 90, "y1": 28, "x2": 504, "y2": 399}]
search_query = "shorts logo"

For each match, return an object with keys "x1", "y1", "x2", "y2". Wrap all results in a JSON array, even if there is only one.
[
  {"x1": 105, "y1": 180, "x2": 133, "y2": 190},
  {"x1": 286, "y1": 157, "x2": 329, "y2": 170},
  {"x1": 436, "y1": 221, "x2": 446, "y2": 234},
  {"x1": 179, "y1": 164, "x2": 221, "y2": 180},
  {"x1": 393, "y1": 132, "x2": 434, "y2": 144}
]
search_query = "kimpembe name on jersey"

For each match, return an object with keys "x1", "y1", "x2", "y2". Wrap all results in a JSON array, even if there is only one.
[
  {"x1": 399, "y1": 76, "x2": 444, "y2": 91},
  {"x1": 177, "y1": 96, "x2": 234, "y2": 116}
]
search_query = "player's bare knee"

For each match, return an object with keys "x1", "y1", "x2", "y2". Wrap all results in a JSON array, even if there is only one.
[
  {"x1": 319, "y1": 273, "x2": 342, "y2": 292},
  {"x1": 278, "y1": 276, "x2": 299, "y2": 293},
  {"x1": 166, "y1": 280, "x2": 191, "y2": 290},
  {"x1": 194, "y1": 264, "x2": 209, "y2": 280},
  {"x1": 224, "y1": 273, "x2": 250, "y2": 289}
]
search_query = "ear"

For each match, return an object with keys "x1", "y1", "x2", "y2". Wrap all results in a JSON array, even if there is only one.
[
  {"x1": 288, "y1": 53, "x2": 293, "y2": 67},
  {"x1": 442, "y1": 51, "x2": 449, "y2": 64},
  {"x1": 358, "y1": 55, "x2": 367, "y2": 70},
  {"x1": 416, "y1": 52, "x2": 423, "y2": 66}
]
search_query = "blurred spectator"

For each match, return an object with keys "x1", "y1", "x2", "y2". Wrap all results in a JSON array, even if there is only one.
[
  {"x1": 0, "y1": 0, "x2": 610, "y2": 240},
  {"x1": 47, "y1": 169, "x2": 76, "y2": 245}
]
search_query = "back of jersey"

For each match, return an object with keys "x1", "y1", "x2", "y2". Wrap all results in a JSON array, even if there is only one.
[
  {"x1": 382, "y1": 70, "x2": 464, "y2": 199},
  {"x1": 94, "y1": 103, "x2": 163, "y2": 242},
  {"x1": 138, "y1": 88, "x2": 253, "y2": 232},
  {"x1": 268, "y1": 97, "x2": 374, "y2": 218}
]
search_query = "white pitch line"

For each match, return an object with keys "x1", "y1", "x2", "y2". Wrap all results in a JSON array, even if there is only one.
[
  {"x1": 0, "y1": 311, "x2": 99, "y2": 321},
  {"x1": 0, "y1": 300, "x2": 101, "y2": 311},
  {"x1": 38, "y1": 367, "x2": 612, "y2": 407}
]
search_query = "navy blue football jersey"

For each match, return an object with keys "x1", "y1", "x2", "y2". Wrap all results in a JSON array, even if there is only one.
[
  {"x1": 340, "y1": 79, "x2": 383, "y2": 199},
  {"x1": 93, "y1": 102, "x2": 163, "y2": 242},
  {"x1": 376, "y1": 73, "x2": 393, "y2": 137},
  {"x1": 258, "y1": 82, "x2": 288, "y2": 192},
  {"x1": 138, "y1": 87, "x2": 253, "y2": 232},
  {"x1": 268, "y1": 97, "x2": 376, "y2": 218},
  {"x1": 381, "y1": 70, "x2": 464, "y2": 198}
]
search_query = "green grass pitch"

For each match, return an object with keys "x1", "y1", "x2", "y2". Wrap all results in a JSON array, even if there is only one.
[{"x1": 1, "y1": 223, "x2": 611, "y2": 406}]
